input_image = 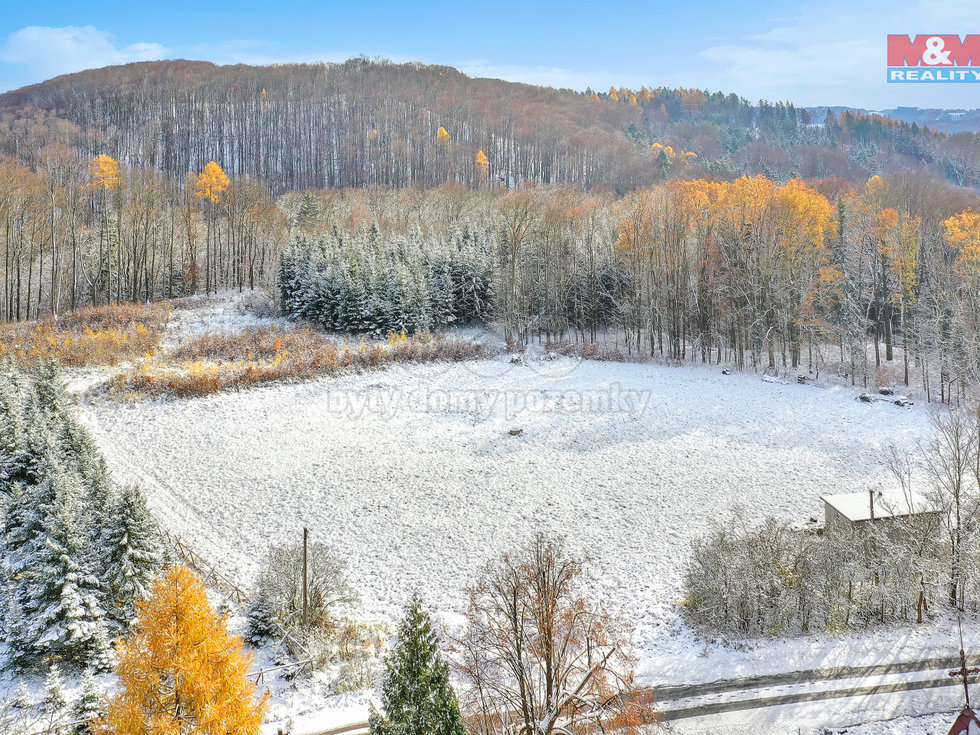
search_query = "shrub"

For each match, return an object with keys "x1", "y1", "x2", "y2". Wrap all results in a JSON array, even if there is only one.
[
  {"x1": 111, "y1": 329, "x2": 489, "y2": 399},
  {"x1": 0, "y1": 303, "x2": 168, "y2": 367},
  {"x1": 682, "y1": 508, "x2": 943, "y2": 637}
]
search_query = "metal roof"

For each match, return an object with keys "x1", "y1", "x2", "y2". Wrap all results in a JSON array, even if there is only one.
[{"x1": 821, "y1": 490, "x2": 937, "y2": 522}]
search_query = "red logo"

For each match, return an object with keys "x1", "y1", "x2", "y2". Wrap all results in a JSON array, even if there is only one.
[{"x1": 888, "y1": 35, "x2": 980, "y2": 66}]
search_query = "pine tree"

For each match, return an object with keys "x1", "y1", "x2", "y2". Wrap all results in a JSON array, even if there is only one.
[
  {"x1": 37, "y1": 664, "x2": 74, "y2": 733},
  {"x1": 42, "y1": 664, "x2": 69, "y2": 717},
  {"x1": 244, "y1": 596, "x2": 278, "y2": 646},
  {"x1": 102, "y1": 485, "x2": 165, "y2": 623},
  {"x1": 0, "y1": 358, "x2": 29, "y2": 491},
  {"x1": 369, "y1": 594, "x2": 465, "y2": 735},
  {"x1": 298, "y1": 191, "x2": 321, "y2": 228},
  {"x1": 95, "y1": 565, "x2": 268, "y2": 735},
  {"x1": 20, "y1": 480, "x2": 110, "y2": 669}
]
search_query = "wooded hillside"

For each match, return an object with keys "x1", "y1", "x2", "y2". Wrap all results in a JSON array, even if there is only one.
[{"x1": 1, "y1": 58, "x2": 978, "y2": 194}]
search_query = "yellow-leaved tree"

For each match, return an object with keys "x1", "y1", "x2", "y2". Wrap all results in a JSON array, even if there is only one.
[
  {"x1": 945, "y1": 210, "x2": 980, "y2": 270},
  {"x1": 475, "y1": 150, "x2": 489, "y2": 178},
  {"x1": 95, "y1": 565, "x2": 268, "y2": 735},
  {"x1": 195, "y1": 161, "x2": 230, "y2": 203},
  {"x1": 436, "y1": 126, "x2": 451, "y2": 146},
  {"x1": 194, "y1": 161, "x2": 230, "y2": 295},
  {"x1": 89, "y1": 154, "x2": 121, "y2": 190}
]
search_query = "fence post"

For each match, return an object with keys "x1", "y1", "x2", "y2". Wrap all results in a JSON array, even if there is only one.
[{"x1": 303, "y1": 527, "x2": 309, "y2": 629}]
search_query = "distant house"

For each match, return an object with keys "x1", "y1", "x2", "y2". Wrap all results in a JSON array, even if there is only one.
[{"x1": 821, "y1": 489, "x2": 942, "y2": 536}]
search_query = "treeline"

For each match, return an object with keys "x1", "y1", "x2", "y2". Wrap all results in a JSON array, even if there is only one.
[
  {"x1": 0, "y1": 153, "x2": 283, "y2": 321},
  {"x1": 4, "y1": 150, "x2": 980, "y2": 401},
  {"x1": 278, "y1": 176, "x2": 980, "y2": 401},
  {"x1": 2, "y1": 59, "x2": 978, "y2": 196},
  {"x1": 0, "y1": 360, "x2": 166, "y2": 672}
]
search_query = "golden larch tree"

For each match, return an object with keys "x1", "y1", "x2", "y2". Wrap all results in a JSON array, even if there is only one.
[
  {"x1": 89, "y1": 155, "x2": 121, "y2": 190},
  {"x1": 436, "y1": 126, "x2": 451, "y2": 146},
  {"x1": 475, "y1": 150, "x2": 489, "y2": 177},
  {"x1": 195, "y1": 161, "x2": 230, "y2": 203},
  {"x1": 945, "y1": 211, "x2": 980, "y2": 270},
  {"x1": 94, "y1": 565, "x2": 267, "y2": 735}
]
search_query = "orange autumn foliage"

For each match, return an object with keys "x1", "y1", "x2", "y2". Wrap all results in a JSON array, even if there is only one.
[
  {"x1": 194, "y1": 161, "x2": 230, "y2": 203},
  {"x1": 945, "y1": 210, "x2": 980, "y2": 270},
  {"x1": 94, "y1": 565, "x2": 267, "y2": 735},
  {"x1": 88, "y1": 154, "x2": 121, "y2": 190},
  {"x1": 475, "y1": 149, "x2": 490, "y2": 177}
]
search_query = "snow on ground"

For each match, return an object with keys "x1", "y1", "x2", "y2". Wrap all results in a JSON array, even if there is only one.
[
  {"x1": 163, "y1": 289, "x2": 286, "y2": 347},
  {"x1": 79, "y1": 349, "x2": 957, "y2": 676}
]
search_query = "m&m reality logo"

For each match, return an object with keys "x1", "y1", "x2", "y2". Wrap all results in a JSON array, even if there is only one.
[{"x1": 887, "y1": 35, "x2": 980, "y2": 82}]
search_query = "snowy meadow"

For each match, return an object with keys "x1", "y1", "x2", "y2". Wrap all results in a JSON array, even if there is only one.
[{"x1": 79, "y1": 351, "x2": 937, "y2": 686}]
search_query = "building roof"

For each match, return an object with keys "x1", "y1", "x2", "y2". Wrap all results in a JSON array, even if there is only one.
[{"x1": 821, "y1": 490, "x2": 938, "y2": 522}]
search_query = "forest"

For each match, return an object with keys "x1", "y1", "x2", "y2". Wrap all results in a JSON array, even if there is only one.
[{"x1": 0, "y1": 59, "x2": 978, "y2": 401}]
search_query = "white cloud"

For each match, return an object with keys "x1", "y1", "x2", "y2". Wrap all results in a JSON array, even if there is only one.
[
  {"x1": 694, "y1": 0, "x2": 979, "y2": 108},
  {"x1": 0, "y1": 25, "x2": 169, "y2": 82}
]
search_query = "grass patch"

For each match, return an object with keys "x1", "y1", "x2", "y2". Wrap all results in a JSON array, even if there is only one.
[
  {"x1": 111, "y1": 329, "x2": 490, "y2": 398},
  {"x1": 0, "y1": 303, "x2": 169, "y2": 367}
]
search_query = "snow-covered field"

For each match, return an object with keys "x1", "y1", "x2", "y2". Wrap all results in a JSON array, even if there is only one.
[
  {"x1": 82, "y1": 352, "x2": 962, "y2": 629},
  {"x1": 70, "y1": 292, "x2": 980, "y2": 732}
]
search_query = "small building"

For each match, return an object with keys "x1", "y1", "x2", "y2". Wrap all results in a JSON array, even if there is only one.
[{"x1": 821, "y1": 489, "x2": 942, "y2": 536}]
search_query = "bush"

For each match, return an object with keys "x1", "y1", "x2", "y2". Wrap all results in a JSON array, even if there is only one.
[
  {"x1": 682, "y1": 508, "x2": 943, "y2": 637},
  {"x1": 111, "y1": 328, "x2": 489, "y2": 398},
  {"x1": 684, "y1": 513, "x2": 820, "y2": 636},
  {"x1": 255, "y1": 541, "x2": 358, "y2": 630},
  {"x1": 0, "y1": 303, "x2": 168, "y2": 367}
]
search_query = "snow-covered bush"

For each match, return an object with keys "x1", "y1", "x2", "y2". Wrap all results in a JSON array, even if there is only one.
[
  {"x1": 251, "y1": 539, "x2": 364, "y2": 670},
  {"x1": 682, "y1": 508, "x2": 943, "y2": 637}
]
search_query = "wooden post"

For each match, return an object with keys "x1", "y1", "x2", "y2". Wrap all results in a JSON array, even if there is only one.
[
  {"x1": 302, "y1": 527, "x2": 309, "y2": 628},
  {"x1": 869, "y1": 488, "x2": 875, "y2": 521}
]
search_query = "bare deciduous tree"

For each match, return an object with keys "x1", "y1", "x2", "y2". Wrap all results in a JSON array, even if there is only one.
[
  {"x1": 922, "y1": 408, "x2": 980, "y2": 607},
  {"x1": 456, "y1": 534, "x2": 654, "y2": 735}
]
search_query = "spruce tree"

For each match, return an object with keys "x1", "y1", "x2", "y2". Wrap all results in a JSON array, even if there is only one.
[
  {"x1": 42, "y1": 665, "x2": 69, "y2": 720},
  {"x1": 20, "y1": 480, "x2": 110, "y2": 669},
  {"x1": 73, "y1": 668, "x2": 103, "y2": 734},
  {"x1": 297, "y1": 191, "x2": 321, "y2": 228},
  {"x1": 102, "y1": 485, "x2": 165, "y2": 622},
  {"x1": 369, "y1": 594, "x2": 466, "y2": 735},
  {"x1": 244, "y1": 596, "x2": 278, "y2": 646},
  {"x1": 0, "y1": 358, "x2": 29, "y2": 491}
]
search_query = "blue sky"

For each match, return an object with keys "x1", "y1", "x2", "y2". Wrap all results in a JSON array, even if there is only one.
[{"x1": 0, "y1": 0, "x2": 977, "y2": 109}]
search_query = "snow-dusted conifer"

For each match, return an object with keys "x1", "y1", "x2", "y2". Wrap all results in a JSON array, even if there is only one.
[
  {"x1": 73, "y1": 667, "x2": 103, "y2": 733},
  {"x1": 42, "y1": 664, "x2": 69, "y2": 716},
  {"x1": 244, "y1": 595, "x2": 278, "y2": 645},
  {"x1": 103, "y1": 485, "x2": 165, "y2": 621},
  {"x1": 0, "y1": 358, "x2": 29, "y2": 490},
  {"x1": 20, "y1": 481, "x2": 110, "y2": 669},
  {"x1": 369, "y1": 594, "x2": 465, "y2": 735}
]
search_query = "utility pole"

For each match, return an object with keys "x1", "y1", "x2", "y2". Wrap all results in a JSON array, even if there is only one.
[{"x1": 302, "y1": 527, "x2": 309, "y2": 628}]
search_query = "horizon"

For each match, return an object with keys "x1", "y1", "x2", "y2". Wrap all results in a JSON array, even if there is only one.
[
  {"x1": 0, "y1": 0, "x2": 977, "y2": 109},
  {"x1": 6, "y1": 55, "x2": 978, "y2": 116}
]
